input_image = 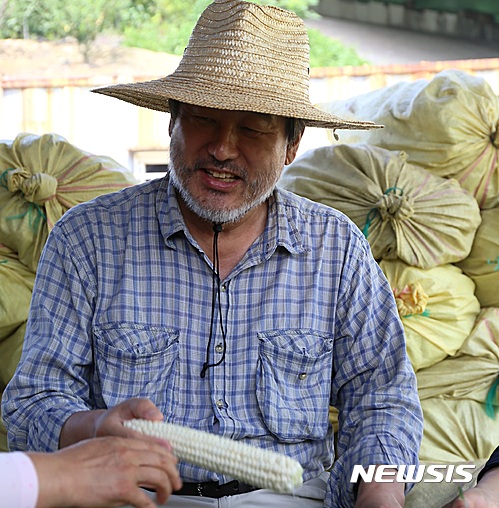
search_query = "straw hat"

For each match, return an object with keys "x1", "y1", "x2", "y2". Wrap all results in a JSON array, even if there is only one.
[{"x1": 92, "y1": 0, "x2": 380, "y2": 131}]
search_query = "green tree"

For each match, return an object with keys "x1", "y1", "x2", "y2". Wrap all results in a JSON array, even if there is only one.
[
  {"x1": 123, "y1": 0, "x2": 368, "y2": 67},
  {"x1": 308, "y1": 27, "x2": 368, "y2": 67},
  {"x1": 0, "y1": 0, "x2": 368, "y2": 67},
  {"x1": 0, "y1": 0, "x2": 154, "y2": 62}
]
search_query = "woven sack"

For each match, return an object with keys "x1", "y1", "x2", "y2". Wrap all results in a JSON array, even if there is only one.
[
  {"x1": 0, "y1": 132, "x2": 138, "y2": 271},
  {"x1": 0, "y1": 322, "x2": 26, "y2": 393},
  {"x1": 405, "y1": 458, "x2": 486, "y2": 508},
  {"x1": 0, "y1": 244, "x2": 34, "y2": 343},
  {"x1": 379, "y1": 260, "x2": 480, "y2": 372},
  {"x1": 317, "y1": 69, "x2": 499, "y2": 209},
  {"x1": 0, "y1": 244, "x2": 33, "y2": 452},
  {"x1": 0, "y1": 322, "x2": 26, "y2": 452},
  {"x1": 279, "y1": 144, "x2": 481, "y2": 269},
  {"x1": 0, "y1": 417, "x2": 6, "y2": 452},
  {"x1": 456, "y1": 207, "x2": 499, "y2": 308},
  {"x1": 417, "y1": 307, "x2": 499, "y2": 405},
  {"x1": 419, "y1": 397, "x2": 499, "y2": 463}
]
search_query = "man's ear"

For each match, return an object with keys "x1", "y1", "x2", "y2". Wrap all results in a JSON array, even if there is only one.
[{"x1": 285, "y1": 129, "x2": 304, "y2": 166}]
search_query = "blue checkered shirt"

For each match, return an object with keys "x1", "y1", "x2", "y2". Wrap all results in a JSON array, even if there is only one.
[{"x1": 2, "y1": 176, "x2": 423, "y2": 507}]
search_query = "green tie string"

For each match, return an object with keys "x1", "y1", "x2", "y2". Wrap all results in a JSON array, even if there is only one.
[{"x1": 362, "y1": 186, "x2": 404, "y2": 238}]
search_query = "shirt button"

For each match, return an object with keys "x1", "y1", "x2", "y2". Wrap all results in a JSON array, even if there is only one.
[
  {"x1": 299, "y1": 372, "x2": 307, "y2": 380},
  {"x1": 215, "y1": 343, "x2": 223, "y2": 353},
  {"x1": 221, "y1": 283, "x2": 227, "y2": 292},
  {"x1": 216, "y1": 399, "x2": 225, "y2": 408}
]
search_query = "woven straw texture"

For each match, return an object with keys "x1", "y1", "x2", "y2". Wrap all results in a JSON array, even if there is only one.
[{"x1": 92, "y1": 0, "x2": 378, "y2": 130}]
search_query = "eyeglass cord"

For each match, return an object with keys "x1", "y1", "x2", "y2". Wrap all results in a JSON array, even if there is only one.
[{"x1": 200, "y1": 223, "x2": 227, "y2": 378}]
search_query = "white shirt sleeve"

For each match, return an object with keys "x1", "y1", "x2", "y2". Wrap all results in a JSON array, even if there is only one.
[{"x1": 0, "y1": 451, "x2": 39, "y2": 508}]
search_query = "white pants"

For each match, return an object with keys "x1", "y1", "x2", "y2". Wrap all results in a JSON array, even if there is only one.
[
  {"x1": 159, "y1": 491, "x2": 323, "y2": 507},
  {"x1": 143, "y1": 472, "x2": 328, "y2": 507}
]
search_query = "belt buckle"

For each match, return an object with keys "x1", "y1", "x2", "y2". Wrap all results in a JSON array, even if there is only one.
[{"x1": 196, "y1": 483, "x2": 204, "y2": 496}]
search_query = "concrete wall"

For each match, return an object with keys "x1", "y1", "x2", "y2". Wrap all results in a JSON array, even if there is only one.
[{"x1": 316, "y1": 0, "x2": 499, "y2": 44}]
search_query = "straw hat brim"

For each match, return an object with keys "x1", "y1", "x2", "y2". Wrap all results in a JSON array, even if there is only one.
[{"x1": 92, "y1": 76, "x2": 382, "y2": 131}]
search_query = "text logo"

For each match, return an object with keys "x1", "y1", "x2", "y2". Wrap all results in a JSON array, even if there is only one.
[{"x1": 350, "y1": 465, "x2": 475, "y2": 483}]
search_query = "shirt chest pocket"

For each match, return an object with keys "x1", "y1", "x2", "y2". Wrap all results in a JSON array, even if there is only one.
[
  {"x1": 92, "y1": 324, "x2": 179, "y2": 412},
  {"x1": 256, "y1": 329, "x2": 333, "y2": 442}
]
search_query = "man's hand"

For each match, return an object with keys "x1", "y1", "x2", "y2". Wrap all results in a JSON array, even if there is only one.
[
  {"x1": 94, "y1": 398, "x2": 164, "y2": 439},
  {"x1": 60, "y1": 398, "x2": 166, "y2": 448},
  {"x1": 30, "y1": 435, "x2": 182, "y2": 508},
  {"x1": 355, "y1": 467, "x2": 405, "y2": 508}
]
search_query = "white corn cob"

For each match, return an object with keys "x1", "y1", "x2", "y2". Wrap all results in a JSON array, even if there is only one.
[{"x1": 124, "y1": 419, "x2": 303, "y2": 493}]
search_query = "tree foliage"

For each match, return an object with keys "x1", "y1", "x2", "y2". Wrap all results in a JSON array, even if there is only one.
[
  {"x1": 0, "y1": 0, "x2": 154, "y2": 61},
  {"x1": 0, "y1": 0, "x2": 368, "y2": 67},
  {"x1": 123, "y1": 0, "x2": 368, "y2": 67}
]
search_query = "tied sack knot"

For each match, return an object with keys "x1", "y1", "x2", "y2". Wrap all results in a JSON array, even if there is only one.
[
  {"x1": 393, "y1": 282, "x2": 428, "y2": 318},
  {"x1": 7, "y1": 169, "x2": 58, "y2": 204},
  {"x1": 377, "y1": 192, "x2": 414, "y2": 222}
]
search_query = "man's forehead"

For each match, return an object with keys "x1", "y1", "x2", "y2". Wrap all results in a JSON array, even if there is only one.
[{"x1": 179, "y1": 102, "x2": 286, "y2": 124}]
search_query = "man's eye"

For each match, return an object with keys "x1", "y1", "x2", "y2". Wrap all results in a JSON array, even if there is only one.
[
  {"x1": 193, "y1": 115, "x2": 214, "y2": 124},
  {"x1": 242, "y1": 126, "x2": 262, "y2": 135}
]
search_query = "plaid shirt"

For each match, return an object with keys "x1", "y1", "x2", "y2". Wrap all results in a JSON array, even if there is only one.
[{"x1": 3, "y1": 176, "x2": 422, "y2": 507}]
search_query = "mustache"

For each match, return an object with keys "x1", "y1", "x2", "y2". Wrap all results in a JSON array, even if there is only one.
[{"x1": 193, "y1": 158, "x2": 248, "y2": 179}]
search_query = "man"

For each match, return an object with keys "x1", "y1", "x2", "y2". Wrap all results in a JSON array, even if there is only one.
[{"x1": 2, "y1": 1, "x2": 423, "y2": 506}]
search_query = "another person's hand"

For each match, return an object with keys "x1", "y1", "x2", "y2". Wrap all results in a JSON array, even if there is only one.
[
  {"x1": 443, "y1": 468, "x2": 499, "y2": 508},
  {"x1": 29, "y1": 435, "x2": 182, "y2": 508}
]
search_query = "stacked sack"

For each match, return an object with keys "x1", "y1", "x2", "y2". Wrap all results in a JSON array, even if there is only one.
[
  {"x1": 280, "y1": 69, "x2": 499, "y2": 464},
  {"x1": 317, "y1": 69, "x2": 499, "y2": 209},
  {"x1": 0, "y1": 132, "x2": 138, "y2": 451},
  {"x1": 456, "y1": 206, "x2": 499, "y2": 309}
]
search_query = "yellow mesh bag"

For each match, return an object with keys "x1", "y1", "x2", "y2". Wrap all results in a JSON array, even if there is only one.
[
  {"x1": 0, "y1": 244, "x2": 34, "y2": 343},
  {"x1": 419, "y1": 398, "x2": 499, "y2": 463},
  {"x1": 0, "y1": 322, "x2": 26, "y2": 393},
  {"x1": 456, "y1": 207, "x2": 499, "y2": 308},
  {"x1": 279, "y1": 143, "x2": 481, "y2": 268},
  {"x1": 0, "y1": 244, "x2": 33, "y2": 451},
  {"x1": 0, "y1": 132, "x2": 138, "y2": 271},
  {"x1": 379, "y1": 260, "x2": 480, "y2": 372},
  {"x1": 0, "y1": 414, "x2": 6, "y2": 452},
  {"x1": 418, "y1": 311, "x2": 499, "y2": 466},
  {"x1": 0, "y1": 323, "x2": 26, "y2": 452},
  {"x1": 417, "y1": 307, "x2": 499, "y2": 405},
  {"x1": 405, "y1": 458, "x2": 487, "y2": 508},
  {"x1": 317, "y1": 69, "x2": 499, "y2": 209}
]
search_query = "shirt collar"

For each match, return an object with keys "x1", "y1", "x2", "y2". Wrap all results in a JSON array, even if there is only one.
[
  {"x1": 267, "y1": 189, "x2": 307, "y2": 256},
  {"x1": 155, "y1": 174, "x2": 306, "y2": 255},
  {"x1": 156, "y1": 176, "x2": 188, "y2": 249}
]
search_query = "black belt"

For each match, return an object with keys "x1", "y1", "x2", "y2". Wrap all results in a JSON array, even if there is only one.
[{"x1": 174, "y1": 480, "x2": 259, "y2": 498}]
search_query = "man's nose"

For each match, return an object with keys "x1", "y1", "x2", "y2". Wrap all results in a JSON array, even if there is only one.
[{"x1": 207, "y1": 126, "x2": 239, "y2": 161}]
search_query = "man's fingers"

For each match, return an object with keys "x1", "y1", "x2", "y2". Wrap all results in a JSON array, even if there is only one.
[{"x1": 127, "y1": 398, "x2": 164, "y2": 421}]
